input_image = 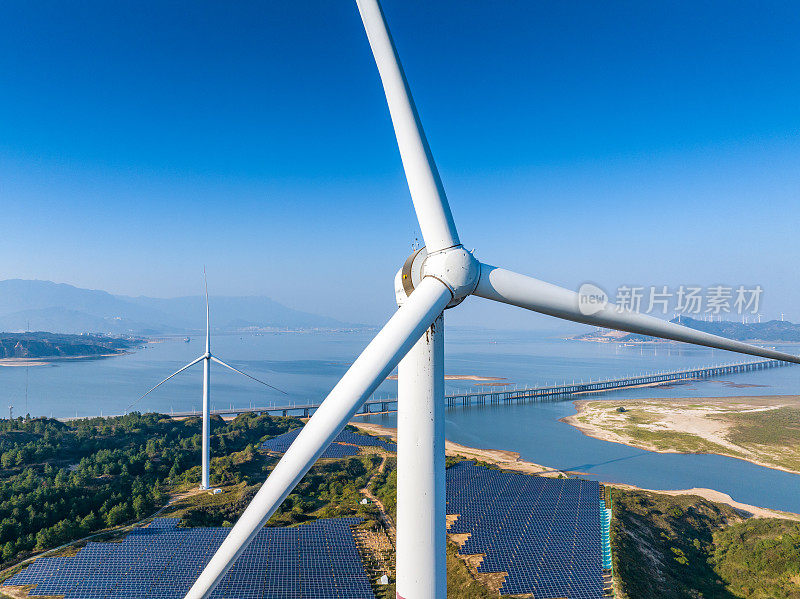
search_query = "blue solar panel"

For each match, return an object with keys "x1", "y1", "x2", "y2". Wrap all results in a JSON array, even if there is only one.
[
  {"x1": 4, "y1": 518, "x2": 374, "y2": 599},
  {"x1": 334, "y1": 431, "x2": 397, "y2": 452},
  {"x1": 261, "y1": 428, "x2": 396, "y2": 458},
  {"x1": 7, "y1": 461, "x2": 605, "y2": 599},
  {"x1": 446, "y1": 461, "x2": 605, "y2": 598}
]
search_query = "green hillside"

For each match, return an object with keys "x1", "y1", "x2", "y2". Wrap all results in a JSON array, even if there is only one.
[
  {"x1": 0, "y1": 332, "x2": 141, "y2": 359},
  {"x1": 612, "y1": 489, "x2": 800, "y2": 598}
]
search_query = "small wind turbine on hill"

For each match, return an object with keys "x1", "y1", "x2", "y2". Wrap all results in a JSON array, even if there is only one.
[
  {"x1": 186, "y1": 2, "x2": 800, "y2": 598},
  {"x1": 133, "y1": 272, "x2": 285, "y2": 490}
]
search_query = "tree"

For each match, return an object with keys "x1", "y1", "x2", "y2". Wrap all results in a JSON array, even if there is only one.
[
  {"x1": 132, "y1": 495, "x2": 148, "y2": 520},
  {"x1": 80, "y1": 512, "x2": 99, "y2": 533},
  {"x1": 35, "y1": 527, "x2": 54, "y2": 550},
  {"x1": 145, "y1": 438, "x2": 158, "y2": 456},
  {"x1": 54, "y1": 469, "x2": 68, "y2": 488},
  {"x1": 151, "y1": 481, "x2": 166, "y2": 506},
  {"x1": 0, "y1": 412, "x2": 304, "y2": 565},
  {"x1": 0, "y1": 451, "x2": 13, "y2": 469},
  {"x1": 105, "y1": 502, "x2": 129, "y2": 527}
]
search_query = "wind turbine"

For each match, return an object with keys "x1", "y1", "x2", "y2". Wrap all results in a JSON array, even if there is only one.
[
  {"x1": 185, "y1": 2, "x2": 800, "y2": 598},
  {"x1": 133, "y1": 273, "x2": 285, "y2": 490}
]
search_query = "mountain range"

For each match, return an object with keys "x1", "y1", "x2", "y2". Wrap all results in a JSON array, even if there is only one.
[{"x1": 0, "y1": 280, "x2": 346, "y2": 335}]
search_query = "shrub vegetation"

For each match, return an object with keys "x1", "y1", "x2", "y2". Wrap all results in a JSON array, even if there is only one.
[{"x1": 0, "y1": 412, "x2": 297, "y2": 566}]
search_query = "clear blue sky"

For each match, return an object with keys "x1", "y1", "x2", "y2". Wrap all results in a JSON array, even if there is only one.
[{"x1": 2, "y1": 1, "x2": 799, "y2": 327}]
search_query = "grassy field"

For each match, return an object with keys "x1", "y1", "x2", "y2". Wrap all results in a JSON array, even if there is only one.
[{"x1": 567, "y1": 396, "x2": 800, "y2": 473}]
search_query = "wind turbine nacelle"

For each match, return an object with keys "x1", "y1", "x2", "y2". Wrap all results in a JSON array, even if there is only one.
[{"x1": 396, "y1": 245, "x2": 480, "y2": 309}]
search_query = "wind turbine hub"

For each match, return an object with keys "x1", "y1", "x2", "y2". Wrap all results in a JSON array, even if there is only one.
[{"x1": 396, "y1": 245, "x2": 479, "y2": 309}]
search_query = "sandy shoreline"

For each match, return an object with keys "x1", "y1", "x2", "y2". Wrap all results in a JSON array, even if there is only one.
[
  {"x1": 0, "y1": 352, "x2": 128, "y2": 367},
  {"x1": 562, "y1": 397, "x2": 800, "y2": 477},
  {"x1": 351, "y1": 421, "x2": 800, "y2": 522},
  {"x1": 0, "y1": 359, "x2": 49, "y2": 367}
]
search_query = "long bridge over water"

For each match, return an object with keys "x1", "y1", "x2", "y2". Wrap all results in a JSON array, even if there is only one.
[{"x1": 164, "y1": 358, "x2": 793, "y2": 419}]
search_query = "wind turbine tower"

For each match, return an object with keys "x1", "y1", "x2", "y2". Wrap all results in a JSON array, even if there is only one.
[
  {"x1": 183, "y1": 2, "x2": 800, "y2": 598},
  {"x1": 134, "y1": 273, "x2": 285, "y2": 490}
]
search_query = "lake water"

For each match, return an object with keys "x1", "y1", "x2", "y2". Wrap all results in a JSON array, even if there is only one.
[{"x1": 3, "y1": 329, "x2": 799, "y2": 512}]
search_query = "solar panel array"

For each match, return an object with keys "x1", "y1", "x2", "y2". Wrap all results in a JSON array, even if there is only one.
[
  {"x1": 446, "y1": 461, "x2": 605, "y2": 598},
  {"x1": 261, "y1": 428, "x2": 396, "y2": 458},
  {"x1": 261, "y1": 428, "x2": 358, "y2": 459},
  {"x1": 334, "y1": 430, "x2": 396, "y2": 452},
  {"x1": 4, "y1": 518, "x2": 374, "y2": 599}
]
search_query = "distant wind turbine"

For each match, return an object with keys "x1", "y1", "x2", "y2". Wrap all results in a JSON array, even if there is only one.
[
  {"x1": 185, "y1": 2, "x2": 800, "y2": 598},
  {"x1": 131, "y1": 272, "x2": 286, "y2": 490}
]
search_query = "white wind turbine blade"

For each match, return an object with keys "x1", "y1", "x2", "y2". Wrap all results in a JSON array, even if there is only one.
[
  {"x1": 184, "y1": 276, "x2": 452, "y2": 599},
  {"x1": 210, "y1": 356, "x2": 288, "y2": 395},
  {"x1": 474, "y1": 263, "x2": 800, "y2": 364},
  {"x1": 356, "y1": 0, "x2": 459, "y2": 252},
  {"x1": 126, "y1": 355, "x2": 205, "y2": 412}
]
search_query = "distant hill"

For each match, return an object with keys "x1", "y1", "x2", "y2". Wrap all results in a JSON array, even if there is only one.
[
  {"x1": 670, "y1": 317, "x2": 800, "y2": 342},
  {"x1": 0, "y1": 332, "x2": 141, "y2": 359},
  {"x1": 572, "y1": 316, "x2": 800, "y2": 343},
  {"x1": 0, "y1": 280, "x2": 346, "y2": 335}
]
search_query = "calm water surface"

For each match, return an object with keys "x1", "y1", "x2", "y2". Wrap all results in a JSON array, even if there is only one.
[{"x1": 2, "y1": 329, "x2": 798, "y2": 512}]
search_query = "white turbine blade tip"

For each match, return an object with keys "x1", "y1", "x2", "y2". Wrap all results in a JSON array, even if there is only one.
[{"x1": 355, "y1": 0, "x2": 459, "y2": 252}]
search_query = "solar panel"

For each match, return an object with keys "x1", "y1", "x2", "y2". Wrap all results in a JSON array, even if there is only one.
[
  {"x1": 261, "y1": 428, "x2": 396, "y2": 458},
  {"x1": 7, "y1": 460, "x2": 605, "y2": 599},
  {"x1": 446, "y1": 461, "x2": 605, "y2": 598},
  {"x1": 4, "y1": 518, "x2": 374, "y2": 599}
]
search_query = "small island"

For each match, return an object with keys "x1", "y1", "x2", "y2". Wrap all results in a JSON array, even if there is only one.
[
  {"x1": 563, "y1": 395, "x2": 800, "y2": 474},
  {"x1": 0, "y1": 332, "x2": 143, "y2": 366}
]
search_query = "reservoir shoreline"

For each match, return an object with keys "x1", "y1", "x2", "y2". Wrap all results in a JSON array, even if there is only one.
[{"x1": 352, "y1": 421, "x2": 800, "y2": 522}]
